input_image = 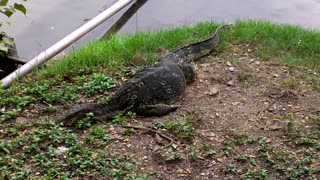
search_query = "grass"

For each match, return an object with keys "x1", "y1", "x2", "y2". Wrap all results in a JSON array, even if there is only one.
[
  {"x1": 229, "y1": 21, "x2": 320, "y2": 69},
  {"x1": 38, "y1": 20, "x2": 320, "y2": 78},
  {"x1": 42, "y1": 22, "x2": 222, "y2": 77},
  {"x1": 237, "y1": 70, "x2": 257, "y2": 85},
  {"x1": 1, "y1": 20, "x2": 320, "y2": 179}
]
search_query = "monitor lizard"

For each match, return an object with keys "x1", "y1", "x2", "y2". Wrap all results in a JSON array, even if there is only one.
[{"x1": 55, "y1": 24, "x2": 231, "y2": 126}]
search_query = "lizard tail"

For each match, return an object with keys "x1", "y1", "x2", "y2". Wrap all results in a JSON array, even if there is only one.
[
  {"x1": 55, "y1": 103, "x2": 116, "y2": 126},
  {"x1": 160, "y1": 23, "x2": 232, "y2": 65},
  {"x1": 214, "y1": 23, "x2": 233, "y2": 34}
]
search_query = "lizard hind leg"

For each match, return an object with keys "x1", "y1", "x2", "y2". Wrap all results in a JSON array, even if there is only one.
[
  {"x1": 135, "y1": 104, "x2": 181, "y2": 117},
  {"x1": 180, "y1": 63, "x2": 197, "y2": 84}
]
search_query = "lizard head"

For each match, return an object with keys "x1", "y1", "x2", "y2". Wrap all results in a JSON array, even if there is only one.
[{"x1": 180, "y1": 63, "x2": 197, "y2": 84}]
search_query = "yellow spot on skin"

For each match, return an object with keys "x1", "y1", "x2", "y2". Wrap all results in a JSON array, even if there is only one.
[
  {"x1": 131, "y1": 95, "x2": 138, "y2": 99},
  {"x1": 172, "y1": 73, "x2": 178, "y2": 77}
]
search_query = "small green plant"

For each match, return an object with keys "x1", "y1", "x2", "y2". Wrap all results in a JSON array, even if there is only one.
[
  {"x1": 86, "y1": 125, "x2": 111, "y2": 146},
  {"x1": 0, "y1": 140, "x2": 11, "y2": 153},
  {"x1": 279, "y1": 77, "x2": 300, "y2": 90},
  {"x1": 165, "y1": 152, "x2": 182, "y2": 161},
  {"x1": 203, "y1": 149, "x2": 216, "y2": 158},
  {"x1": 153, "y1": 117, "x2": 196, "y2": 140},
  {"x1": 221, "y1": 137, "x2": 237, "y2": 156},
  {"x1": 112, "y1": 113, "x2": 127, "y2": 125},
  {"x1": 2, "y1": 127, "x2": 18, "y2": 137},
  {"x1": 243, "y1": 168, "x2": 268, "y2": 179},
  {"x1": 23, "y1": 82, "x2": 78, "y2": 103},
  {"x1": 83, "y1": 73, "x2": 116, "y2": 96},
  {"x1": 224, "y1": 164, "x2": 238, "y2": 174},
  {"x1": 125, "y1": 111, "x2": 136, "y2": 118},
  {"x1": 309, "y1": 114, "x2": 320, "y2": 127},
  {"x1": 122, "y1": 128, "x2": 134, "y2": 136},
  {"x1": 281, "y1": 113, "x2": 301, "y2": 138},
  {"x1": 236, "y1": 154, "x2": 257, "y2": 166},
  {"x1": 75, "y1": 112, "x2": 95, "y2": 129}
]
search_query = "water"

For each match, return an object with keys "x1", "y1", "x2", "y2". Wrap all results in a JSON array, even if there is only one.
[{"x1": 2, "y1": 0, "x2": 320, "y2": 60}]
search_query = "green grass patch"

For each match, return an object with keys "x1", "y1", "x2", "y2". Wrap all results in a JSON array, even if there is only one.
[
  {"x1": 38, "y1": 20, "x2": 320, "y2": 78},
  {"x1": 0, "y1": 121, "x2": 150, "y2": 179},
  {"x1": 42, "y1": 22, "x2": 222, "y2": 77},
  {"x1": 237, "y1": 70, "x2": 257, "y2": 85},
  {"x1": 228, "y1": 20, "x2": 320, "y2": 70},
  {"x1": 153, "y1": 117, "x2": 196, "y2": 141}
]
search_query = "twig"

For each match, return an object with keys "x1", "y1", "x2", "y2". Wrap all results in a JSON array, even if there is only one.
[
  {"x1": 118, "y1": 125, "x2": 176, "y2": 143},
  {"x1": 257, "y1": 95, "x2": 282, "y2": 116},
  {"x1": 7, "y1": 55, "x2": 27, "y2": 64},
  {"x1": 257, "y1": 90, "x2": 300, "y2": 117}
]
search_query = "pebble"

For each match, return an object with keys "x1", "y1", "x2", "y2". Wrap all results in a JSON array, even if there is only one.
[
  {"x1": 205, "y1": 87, "x2": 219, "y2": 96},
  {"x1": 228, "y1": 67, "x2": 235, "y2": 72},
  {"x1": 227, "y1": 80, "x2": 235, "y2": 86}
]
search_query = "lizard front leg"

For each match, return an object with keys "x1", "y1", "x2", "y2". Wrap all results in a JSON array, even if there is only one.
[{"x1": 134, "y1": 104, "x2": 180, "y2": 117}]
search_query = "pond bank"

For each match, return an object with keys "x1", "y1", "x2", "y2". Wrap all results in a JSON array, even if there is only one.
[{"x1": 5, "y1": 0, "x2": 320, "y2": 60}]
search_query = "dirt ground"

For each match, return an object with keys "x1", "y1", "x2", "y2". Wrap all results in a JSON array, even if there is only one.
[{"x1": 92, "y1": 44, "x2": 320, "y2": 179}]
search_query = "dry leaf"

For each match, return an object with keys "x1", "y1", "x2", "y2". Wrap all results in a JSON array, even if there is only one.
[{"x1": 216, "y1": 157, "x2": 224, "y2": 163}]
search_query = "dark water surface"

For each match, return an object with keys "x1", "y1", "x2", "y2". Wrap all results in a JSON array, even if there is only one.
[{"x1": 2, "y1": 0, "x2": 320, "y2": 60}]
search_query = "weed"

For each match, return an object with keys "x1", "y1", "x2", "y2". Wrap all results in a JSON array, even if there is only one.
[
  {"x1": 122, "y1": 128, "x2": 134, "y2": 136},
  {"x1": 183, "y1": 143, "x2": 216, "y2": 161},
  {"x1": 222, "y1": 138, "x2": 235, "y2": 156},
  {"x1": 82, "y1": 73, "x2": 116, "y2": 96},
  {"x1": 281, "y1": 113, "x2": 301, "y2": 138},
  {"x1": 75, "y1": 112, "x2": 95, "y2": 129},
  {"x1": 307, "y1": 76, "x2": 320, "y2": 91},
  {"x1": 125, "y1": 111, "x2": 137, "y2": 118},
  {"x1": 243, "y1": 168, "x2": 268, "y2": 179},
  {"x1": 224, "y1": 164, "x2": 238, "y2": 174},
  {"x1": 86, "y1": 125, "x2": 111, "y2": 146},
  {"x1": 1, "y1": 127, "x2": 17, "y2": 137},
  {"x1": 310, "y1": 114, "x2": 320, "y2": 126},
  {"x1": 153, "y1": 117, "x2": 196, "y2": 140},
  {"x1": 165, "y1": 152, "x2": 182, "y2": 162},
  {"x1": 237, "y1": 70, "x2": 257, "y2": 85},
  {"x1": 229, "y1": 20, "x2": 320, "y2": 72},
  {"x1": 203, "y1": 149, "x2": 217, "y2": 158},
  {"x1": 23, "y1": 82, "x2": 78, "y2": 103},
  {"x1": 112, "y1": 113, "x2": 127, "y2": 125},
  {"x1": 279, "y1": 77, "x2": 300, "y2": 90}
]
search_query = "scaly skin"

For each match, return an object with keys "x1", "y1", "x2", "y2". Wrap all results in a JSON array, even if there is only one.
[
  {"x1": 56, "y1": 61, "x2": 192, "y2": 126},
  {"x1": 160, "y1": 24, "x2": 231, "y2": 65},
  {"x1": 55, "y1": 25, "x2": 231, "y2": 126}
]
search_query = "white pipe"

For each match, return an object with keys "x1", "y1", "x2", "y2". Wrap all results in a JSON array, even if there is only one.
[{"x1": 1, "y1": 0, "x2": 135, "y2": 89}]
